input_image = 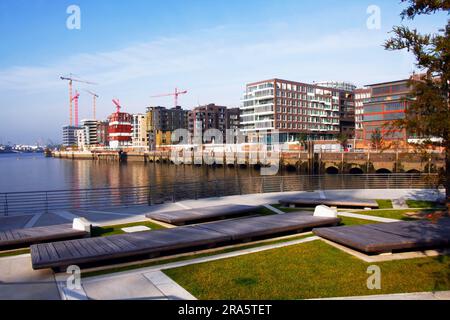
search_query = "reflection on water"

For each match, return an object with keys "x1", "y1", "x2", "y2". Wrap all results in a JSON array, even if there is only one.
[{"x1": 0, "y1": 153, "x2": 295, "y2": 193}]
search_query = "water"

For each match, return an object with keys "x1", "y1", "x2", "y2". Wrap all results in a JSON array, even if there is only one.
[{"x1": 0, "y1": 153, "x2": 295, "y2": 193}]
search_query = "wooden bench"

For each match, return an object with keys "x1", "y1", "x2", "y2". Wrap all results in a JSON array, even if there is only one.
[
  {"x1": 0, "y1": 223, "x2": 90, "y2": 251},
  {"x1": 313, "y1": 218, "x2": 450, "y2": 254},
  {"x1": 147, "y1": 204, "x2": 263, "y2": 225},
  {"x1": 31, "y1": 213, "x2": 340, "y2": 270},
  {"x1": 279, "y1": 198, "x2": 379, "y2": 209}
]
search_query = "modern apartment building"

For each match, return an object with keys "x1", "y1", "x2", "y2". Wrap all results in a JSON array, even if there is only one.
[
  {"x1": 354, "y1": 88, "x2": 372, "y2": 140},
  {"x1": 188, "y1": 104, "x2": 239, "y2": 143},
  {"x1": 81, "y1": 119, "x2": 99, "y2": 148},
  {"x1": 131, "y1": 114, "x2": 149, "y2": 149},
  {"x1": 363, "y1": 79, "x2": 412, "y2": 145},
  {"x1": 75, "y1": 128, "x2": 86, "y2": 150},
  {"x1": 240, "y1": 79, "x2": 341, "y2": 142},
  {"x1": 316, "y1": 81, "x2": 357, "y2": 138},
  {"x1": 96, "y1": 121, "x2": 109, "y2": 147},
  {"x1": 62, "y1": 125, "x2": 80, "y2": 147},
  {"x1": 146, "y1": 106, "x2": 189, "y2": 150}
]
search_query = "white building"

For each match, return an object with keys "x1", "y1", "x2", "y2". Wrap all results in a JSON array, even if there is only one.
[{"x1": 240, "y1": 78, "x2": 341, "y2": 143}]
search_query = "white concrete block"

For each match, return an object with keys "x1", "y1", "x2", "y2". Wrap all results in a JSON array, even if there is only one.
[
  {"x1": 72, "y1": 218, "x2": 92, "y2": 233},
  {"x1": 314, "y1": 205, "x2": 338, "y2": 218},
  {"x1": 121, "y1": 226, "x2": 151, "y2": 233}
]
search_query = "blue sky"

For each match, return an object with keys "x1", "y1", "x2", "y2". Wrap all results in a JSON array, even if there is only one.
[{"x1": 0, "y1": 0, "x2": 447, "y2": 144}]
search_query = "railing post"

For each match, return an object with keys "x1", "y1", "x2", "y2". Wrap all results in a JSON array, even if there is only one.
[
  {"x1": 4, "y1": 194, "x2": 8, "y2": 216},
  {"x1": 45, "y1": 192, "x2": 49, "y2": 214}
]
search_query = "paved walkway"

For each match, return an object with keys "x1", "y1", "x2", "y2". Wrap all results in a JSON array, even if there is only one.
[
  {"x1": 337, "y1": 211, "x2": 399, "y2": 223},
  {"x1": 315, "y1": 291, "x2": 450, "y2": 300},
  {"x1": 0, "y1": 254, "x2": 60, "y2": 300}
]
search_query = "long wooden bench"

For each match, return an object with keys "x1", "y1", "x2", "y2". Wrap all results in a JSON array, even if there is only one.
[
  {"x1": 0, "y1": 224, "x2": 90, "y2": 250},
  {"x1": 279, "y1": 197, "x2": 379, "y2": 209},
  {"x1": 31, "y1": 213, "x2": 340, "y2": 270},
  {"x1": 147, "y1": 204, "x2": 263, "y2": 225},
  {"x1": 313, "y1": 218, "x2": 450, "y2": 254}
]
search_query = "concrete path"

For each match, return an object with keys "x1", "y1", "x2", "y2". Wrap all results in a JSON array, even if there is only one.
[
  {"x1": 58, "y1": 270, "x2": 195, "y2": 300},
  {"x1": 338, "y1": 211, "x2": 400, "y2": 223},
  {"x1": 315, "y1": 291, "x2": 450, "y2": 300},
  {"x1": 0, "y1": 254, "x2": 60, "y2": 300}
]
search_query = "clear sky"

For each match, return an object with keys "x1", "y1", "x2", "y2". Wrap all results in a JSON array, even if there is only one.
[{"x1": 0, "y1": 0, "x2": 447, "y2": 144}]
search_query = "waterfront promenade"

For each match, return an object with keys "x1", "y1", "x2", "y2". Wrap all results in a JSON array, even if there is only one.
[{"x1": 0, "y1": 187, "x2": 446, "y2": 300}]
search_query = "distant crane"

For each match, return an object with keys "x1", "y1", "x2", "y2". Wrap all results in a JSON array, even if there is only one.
[
  {"x1": 60, "y1": 75, "x2": 96, "y2": 126},
  {"x1": 71, "y1": 91, "x2": 81, "y2": 127},
  {"x1": 84, "y1": 89, "x2": 99, "y2": 120},
  {"x1": 112, "y1": 99, "x2": 121, "y2": 113},
  {"x1": 150, "y1": 88, "x2": 188, "y2": 108}
]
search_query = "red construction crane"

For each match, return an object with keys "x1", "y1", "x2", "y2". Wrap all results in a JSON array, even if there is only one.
[
  {"x1": 150, "y1": 88, "x2": 188, "y2": 108},
  {"x1": 112, "y1": 99, "x2": 121, "y2": 113},
  {"x1": 60, "y1": 74, "x2": 96, "y2": 126},
  {"x1": 84, "y1": 89, "x2": 99, "y2": 120},
  {"x1": 71, "y1": 91, "x2": 80, "y2": 127}
]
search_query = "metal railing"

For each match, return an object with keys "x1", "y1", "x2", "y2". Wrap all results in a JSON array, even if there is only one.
[{"x1": 0, "y1": 174, "x2": 440, "y2": 216}]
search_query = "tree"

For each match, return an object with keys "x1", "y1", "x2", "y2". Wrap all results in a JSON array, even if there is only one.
[
  {"x1": 336, "y1": 133, "x2": 349, "y2": 151},
  {"x1": 384, "y1": 0, "x2": 450, "y2": 210},
  {"x1": 370, "y1": 129, "x2": 383, "y2": 152}
]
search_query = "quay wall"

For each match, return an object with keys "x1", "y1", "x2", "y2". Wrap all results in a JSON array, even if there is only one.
[{"x1": 52, "y1": 150, "x2": 445, "y2": 174}]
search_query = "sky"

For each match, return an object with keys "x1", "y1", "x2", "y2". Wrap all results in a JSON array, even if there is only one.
[{"x1": 0, "y1": 0, "x2": 447, "y2": 145}]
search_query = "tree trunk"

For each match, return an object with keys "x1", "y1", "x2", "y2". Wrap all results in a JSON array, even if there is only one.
[{"x1": 446, "y1": 145, "x2": 450, "y2": 215}]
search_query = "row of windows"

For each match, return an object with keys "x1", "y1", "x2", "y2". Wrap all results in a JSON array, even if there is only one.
[
  {"x1": 372, "y1": 83, "x2": 410, "y2": 96},
  {"x1": 364, "y1": 112, "x2": 405, "y2": 122},
  {"x1": 276, "y1": 122, "x2": 338, "y2": 130},
  {"x1": 275, "y1": 107, "x2": 339, "y2": 117},
  {"x1": 276, "y1": 114, "x2": 339, "y2": 124},
  {"x1": 364, "y1": 101, "x2": 406, "y2": 114}
]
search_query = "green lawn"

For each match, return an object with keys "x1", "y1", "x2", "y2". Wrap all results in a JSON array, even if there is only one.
[
  {"x1": 164, "y1": 240, "x2": 450, "y2": 300},
  {"x1": 0, "y1": 248, "x2": 30, "y2": 258},
  {"x1": 375, "y1": 199, "x2": 393, "y2": 209},
  {"x1": 91, "y1": 221, "x2": 166, "y2": 237},
  {"x1": 406, "y1": 200, "x2": 443, "y2": 209}
]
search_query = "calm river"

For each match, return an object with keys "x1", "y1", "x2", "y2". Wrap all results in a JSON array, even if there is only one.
[{"x1": 0, "y1": 153, "x2": 296, "y2": 193}]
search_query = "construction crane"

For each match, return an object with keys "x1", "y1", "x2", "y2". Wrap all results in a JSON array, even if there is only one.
[
  {"x1": 150, "y1": 88, "x2": 188, "y2": 108},
  {"x1": 60, "y1": 75, "x2": 96, "y2": 126},
  {"x1": 71, "y1": 91, "x2": 80, "y2": 127},
  {"x1": 112, "y1": 99, "x2": 121, "y2": 113},
  {"x1": 84, "y1": 89, "x2": 99, "y2": 120}
]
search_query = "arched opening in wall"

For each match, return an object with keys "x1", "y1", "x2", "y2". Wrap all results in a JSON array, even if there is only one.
[
  {"x1": 376, "y1": 168, "x2": 392, "y2": 174},
  {"x1": 349, "y1": 167, "x2": 364, "y2": 175},
  {"x1": 227, "y1": 164, "x2": 235, "y2": 168},
  {"x1": 325, "y1": 166, "x2": 339, "y2": 175},
  {"x1": 285, "y1": 165, "x2": 297, "y2": 173},
  {"x1": 239, "y1": 164, "x2": 248, "y2": 170},
  {"x1": 407, "y1": 169, "x2": 421, "y2": 174}
]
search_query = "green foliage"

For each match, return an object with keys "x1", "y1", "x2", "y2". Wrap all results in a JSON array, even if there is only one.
[{"x1": 384, "y1": 0, "x2": 450, "y2": 203}]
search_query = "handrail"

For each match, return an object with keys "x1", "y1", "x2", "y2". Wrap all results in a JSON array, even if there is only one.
[{"x1": 0, "y1": 174, "x2": 440, "y2": 216}]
